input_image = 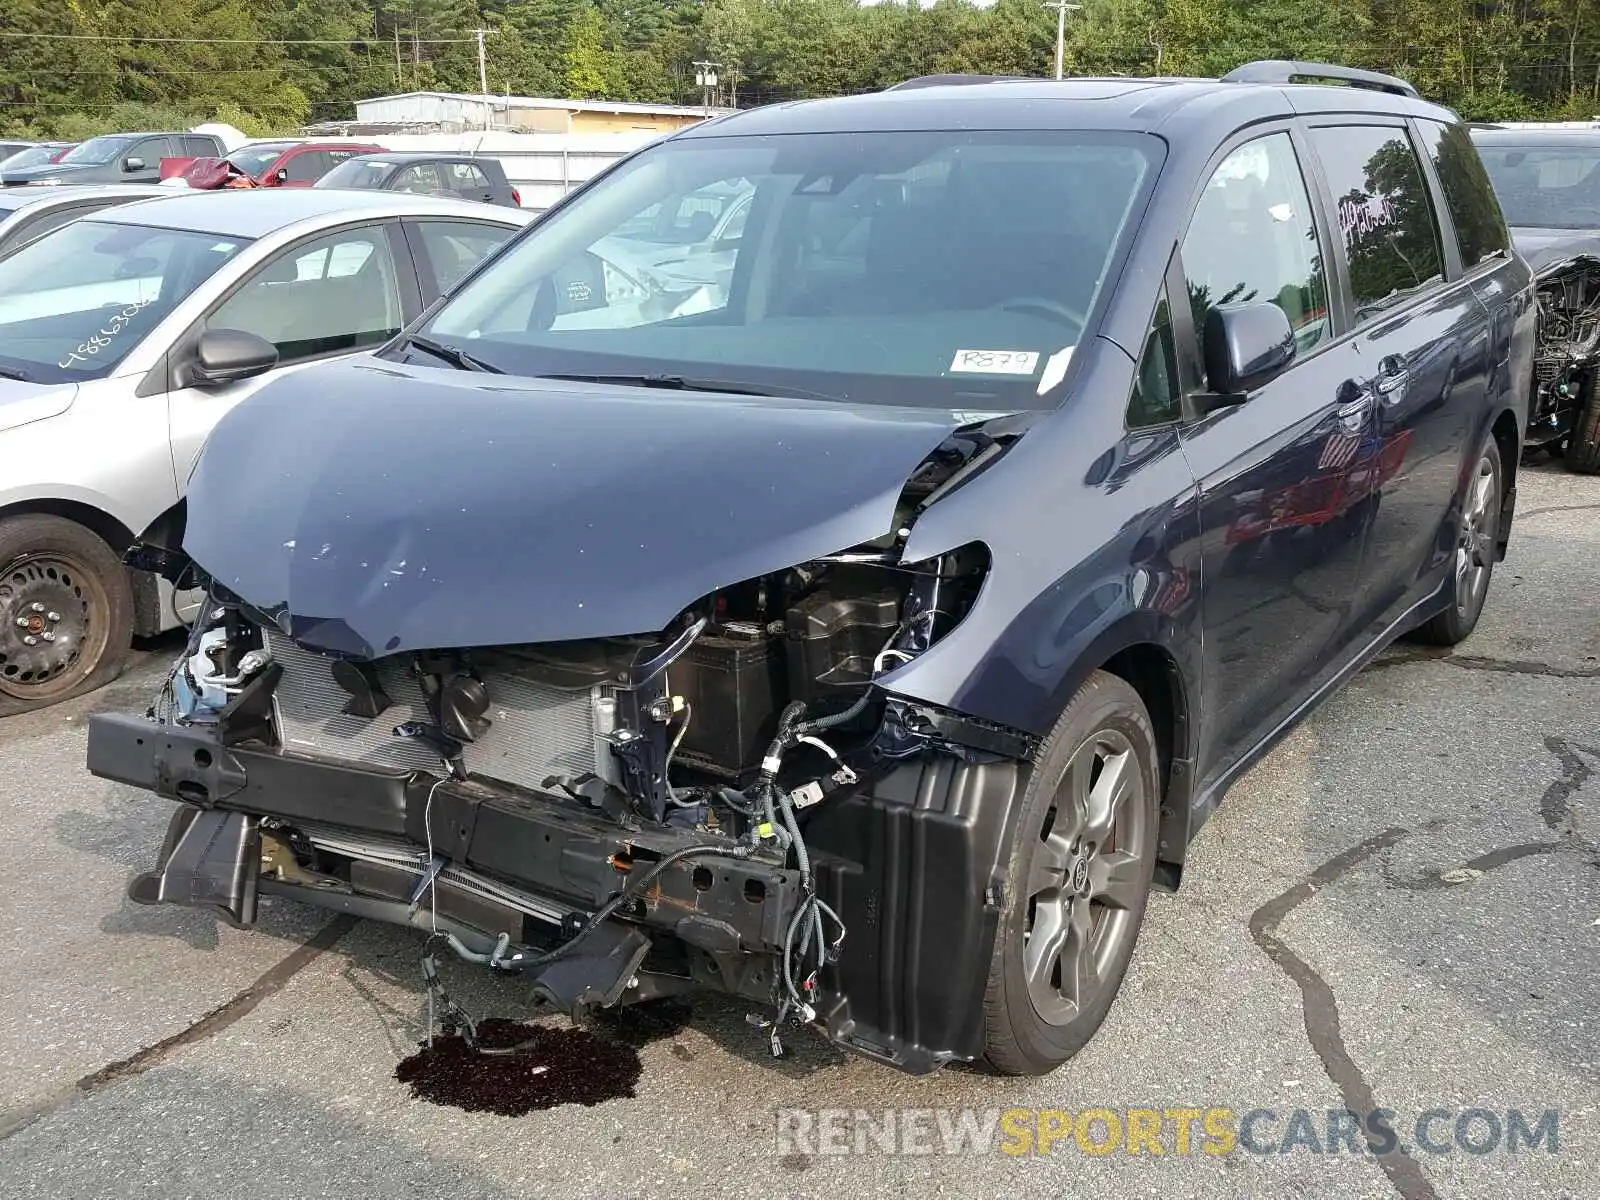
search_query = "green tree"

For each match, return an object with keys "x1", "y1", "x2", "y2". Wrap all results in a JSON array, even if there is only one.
[{"x1": 563, "y1": 3, "x2": 611, "y2": 98}]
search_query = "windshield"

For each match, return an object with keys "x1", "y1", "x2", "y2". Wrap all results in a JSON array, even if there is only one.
[
  {"x1": 317, "y1": 158, "x2": 393, "y2": 189},
  {"x1": 0, "y1": 145, "x2": 61, "y2": 172},
  {"x1": 1474, "y1": 138, "x2": 1600, "y2": 229},
  {"x1": 0, "y1": 220, "x2": 246, "y2": 384},
  {"x1": 415, "y1": 129, "x2": 1157, "y2": 409},
  {"x1": 229, "y1": 143, "x2": 297, "y2": 176},
  {"x1": 59, "y1": 135, "x2": 138, "y2": 166}
]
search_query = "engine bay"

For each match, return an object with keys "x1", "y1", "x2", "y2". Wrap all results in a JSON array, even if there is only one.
[{"x1": 1530, "y1": 258, "x2": 1600, "y2": 448}]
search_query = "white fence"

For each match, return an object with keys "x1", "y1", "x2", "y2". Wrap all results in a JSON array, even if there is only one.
[{"x1": 309, "y1": 131, "x2": 662, "y2": 212}]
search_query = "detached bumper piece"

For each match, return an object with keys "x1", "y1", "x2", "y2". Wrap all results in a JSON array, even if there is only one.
[{"x1": 128, "y1": 808, "x2": 260, "y2": 928}]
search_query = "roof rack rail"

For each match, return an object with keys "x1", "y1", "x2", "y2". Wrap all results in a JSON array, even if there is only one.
[
  {"x1": 885, "y1": 74, "x2": 1030, "y2": 91},
  {"x1": 1221, "y1": 59, "x2": 1420, "y2": 99}
]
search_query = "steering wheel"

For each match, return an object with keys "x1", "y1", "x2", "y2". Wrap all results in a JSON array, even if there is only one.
[{"x1": 1001, "y1": 296, "x2": 1087, "y2": 328}]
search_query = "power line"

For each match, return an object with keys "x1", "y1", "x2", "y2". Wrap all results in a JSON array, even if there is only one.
[{"x1": 0, "y1": 31, "x2": 479, "y2": 46}]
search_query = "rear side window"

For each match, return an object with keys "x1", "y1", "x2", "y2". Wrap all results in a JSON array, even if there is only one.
[
  {"x1": 448, "y1": 163, "x2": 491, "y2": 192},
  {"x1": 1415, "y1": 120, "x2": 1509, "y2": 270},
  {"x1": 1182, "y1": 132, "x2": 1330, "y2": 375},
  {"x1": 412, "y1": 219, "x2": 515, "y2": 295},
  {"x1": 1309, "y1": 125, "x2": 1444, "y2": 318},
  {"x1": 393, "y1": 163, "x2": 447, "y2": 195},
  {"x1": 182, "y1": 136, "x2": 218, "y2": 156}
]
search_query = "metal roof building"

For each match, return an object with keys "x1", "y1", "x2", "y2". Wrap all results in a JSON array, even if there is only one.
[{"x1": 346, "y1": 91, "x2": 734, "y2": 136}]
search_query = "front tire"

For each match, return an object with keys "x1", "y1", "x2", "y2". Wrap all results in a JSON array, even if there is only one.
[
  {"x1": 1567, "y1": 377, "x2": 1600, "y2": 474},
  {"x1": 1413, "y1": 434, "x2": 1503, "y2": 646},
  {"x1": 980, "y1": 671, "x2": 1160, "y2": 1076},
  {"x1": 0, "y1": 514, "x2": 134, "y2": 716}
]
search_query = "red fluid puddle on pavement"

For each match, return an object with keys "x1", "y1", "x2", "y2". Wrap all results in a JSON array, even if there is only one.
[{"x1": 395, "y1": 1002, "x2": 693, "y2": 1115}]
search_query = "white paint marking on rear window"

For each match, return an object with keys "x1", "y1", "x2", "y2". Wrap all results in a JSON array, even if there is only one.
[{"x1": 948, "y1": 349, "x2": 1039, "y2": 375}]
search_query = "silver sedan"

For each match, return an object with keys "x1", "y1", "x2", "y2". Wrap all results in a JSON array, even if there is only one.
[
  {"x1": 0, "y1": 188, "x2": 532, "y2": 713},
  {"x1": 0, "y1": 184, "x2": 173, "y2": 255}
]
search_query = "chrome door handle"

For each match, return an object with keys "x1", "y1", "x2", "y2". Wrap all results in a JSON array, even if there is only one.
[
  {"x1": 1336, "y1": 381, "x2": 1372, "y2": 431},
  {"x1": 1375, "y1": 355, "x2": 1410, "y2": 399}
]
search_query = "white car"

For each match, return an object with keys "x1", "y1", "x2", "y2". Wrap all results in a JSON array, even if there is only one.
[
  {"x1": 0, "y1": 184, "x2": 174, "y2": 252},
  {"x1": 0, "y1": 188, "x2": 532, "y2": 714}
]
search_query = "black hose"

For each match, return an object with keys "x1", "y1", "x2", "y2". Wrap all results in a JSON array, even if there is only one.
[{"x1": 514, "y1": 840, "x2": 756, "y2": 970}]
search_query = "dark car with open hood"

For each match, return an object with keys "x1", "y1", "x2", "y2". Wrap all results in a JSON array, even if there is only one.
[
  {"x1": 89, "y1": 62, "x2": 1533, "y2": 1077},
  {"x1": 1471, "y1": 125, "x2": 1600, "y2": 471}
]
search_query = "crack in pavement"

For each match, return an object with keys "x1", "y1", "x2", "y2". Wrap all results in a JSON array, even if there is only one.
[
  {"x1": 1540, "y1": 736, "x2": 1597, "y2": 835},
  {"x1": 1362, "y1": 650, "x2": 1600, "y2": 680},
  {"x1": 1515, "y1": 500, "x2": 1600, "y2": 520},
  {"x1": 1381, "y1": 738, "x2": 1596, "y2": 890},
  {"x1": 0, "y1": 915, "x2": 356, "y2": 1142},
  {"x1": 1248, "y1": 828, "x2": 1440, "y2": 1200},
  {"x1": 1380, "y1": 840, "x2": 1568, "y2": 891}
]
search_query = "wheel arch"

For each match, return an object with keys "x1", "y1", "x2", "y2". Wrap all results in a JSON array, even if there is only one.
[
  {"x1": 1489, "y1": 407, "x2": 1520, "y2": 557},
  {"x1": 0, "y1": 498, "x2": 160, "y2": 636},
  {"x1": 0, "y1": 496, "x2": 136, "y2": 557},
  {"x1": 1033, "y1": 611, "x2": 1198, "y2": 891}
]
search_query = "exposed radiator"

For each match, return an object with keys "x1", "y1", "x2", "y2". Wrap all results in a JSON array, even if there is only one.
[{"x1": 264, "y1": 633, "x2": 607, "y2": 792}]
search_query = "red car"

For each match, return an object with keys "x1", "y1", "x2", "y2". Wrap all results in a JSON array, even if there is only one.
[{"x1": 163, "y1": 141, "x2": 386, "y2": 189}]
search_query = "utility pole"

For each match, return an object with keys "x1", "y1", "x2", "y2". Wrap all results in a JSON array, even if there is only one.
[
  {"x1": 474, "y1": 27, "x2": 490, "y2": 129},
  {"x1": 1042, "y1": 1, "x2": 1081, "y2": 81},
  {"x1": 693, "y1": 60, "x2": 721, "y2": 119},
  {"x1": 393, "y1": 23, "x2": 402, "y2": 90}
]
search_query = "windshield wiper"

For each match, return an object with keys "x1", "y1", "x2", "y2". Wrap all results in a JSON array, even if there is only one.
[
  {"x1": 535, "y1": 373, "x2": 843, "y2": 403},
  {"x1": 406, "y1": 334, "x2": 502, "y2": 374},
  {"x1": 0, "y1": 365, "x2": 30, "y2": 382}
]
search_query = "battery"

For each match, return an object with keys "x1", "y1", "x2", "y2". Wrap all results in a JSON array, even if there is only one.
[{"x1": 668, "y1": 622, "x2": 783, "y2": 780}]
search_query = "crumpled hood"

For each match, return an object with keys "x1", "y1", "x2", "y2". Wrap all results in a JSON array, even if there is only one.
[
  {"x1": 0, "y1": 379, "x2": 74, "y2": 435},
  {"x1": 1510, "y1": 227, "x2": 1600, "y2": 274},
  {"x1": 180, "y1": 359, "x2": 971, "y2": 657}
]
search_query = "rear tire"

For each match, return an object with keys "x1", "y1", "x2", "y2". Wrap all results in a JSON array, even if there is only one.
[
  {"x1": 980, "y1": 671, "x2": 1159, "y2": 1076},
  {"x1": 0, "y1": 514, "x2": 133, "y2": 716},
  {"x1": 1413, "y1": 434, "x2": 1502, "y2": 646}
]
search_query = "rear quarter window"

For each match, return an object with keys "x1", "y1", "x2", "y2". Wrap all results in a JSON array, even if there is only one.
[{"x1": 1415, "y1": 120, "x2": 1510, "y2": 270}]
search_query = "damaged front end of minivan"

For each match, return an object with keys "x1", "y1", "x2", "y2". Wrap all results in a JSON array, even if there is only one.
[{"x1": 88, "y1": 360, "x2": 1041, "y2": 1073}]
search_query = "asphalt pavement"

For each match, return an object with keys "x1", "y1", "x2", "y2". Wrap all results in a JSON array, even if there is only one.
[{"x1": 0, "y1": 461, "x2": 1595, "y2": 1200}]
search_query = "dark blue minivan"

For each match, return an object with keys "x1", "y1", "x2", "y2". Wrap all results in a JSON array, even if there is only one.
[{"x1": 91, "y1": 61, "x2": 1534, "y2": 1077}]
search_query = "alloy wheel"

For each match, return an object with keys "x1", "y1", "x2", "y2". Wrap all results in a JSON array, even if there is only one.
[
  {"x1": 1455, "y1": 452, "x2": 1499, "y2": 617},
  {"x1": 1022, "y1": 729, "x2": 1153, "y2": 1026}
]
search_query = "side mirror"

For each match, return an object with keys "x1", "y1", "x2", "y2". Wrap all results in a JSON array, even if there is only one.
[
  {"x1": 122, "y1": 156, "x2": 145, "y2": 173},
  {"x1": 1196, "y1": 301, "x2": 1296, "y2": 411},
  {"x1": 274, "y1": 167, "x2": 289, "y2": 183},
  {"x1": 181, "y1": 328, "x2": 279, "y2": 388}
]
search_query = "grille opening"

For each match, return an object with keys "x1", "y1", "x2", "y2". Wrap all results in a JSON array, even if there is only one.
[{"x1": 263, "y1": 632, "x2": 604, "y2": 790}]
